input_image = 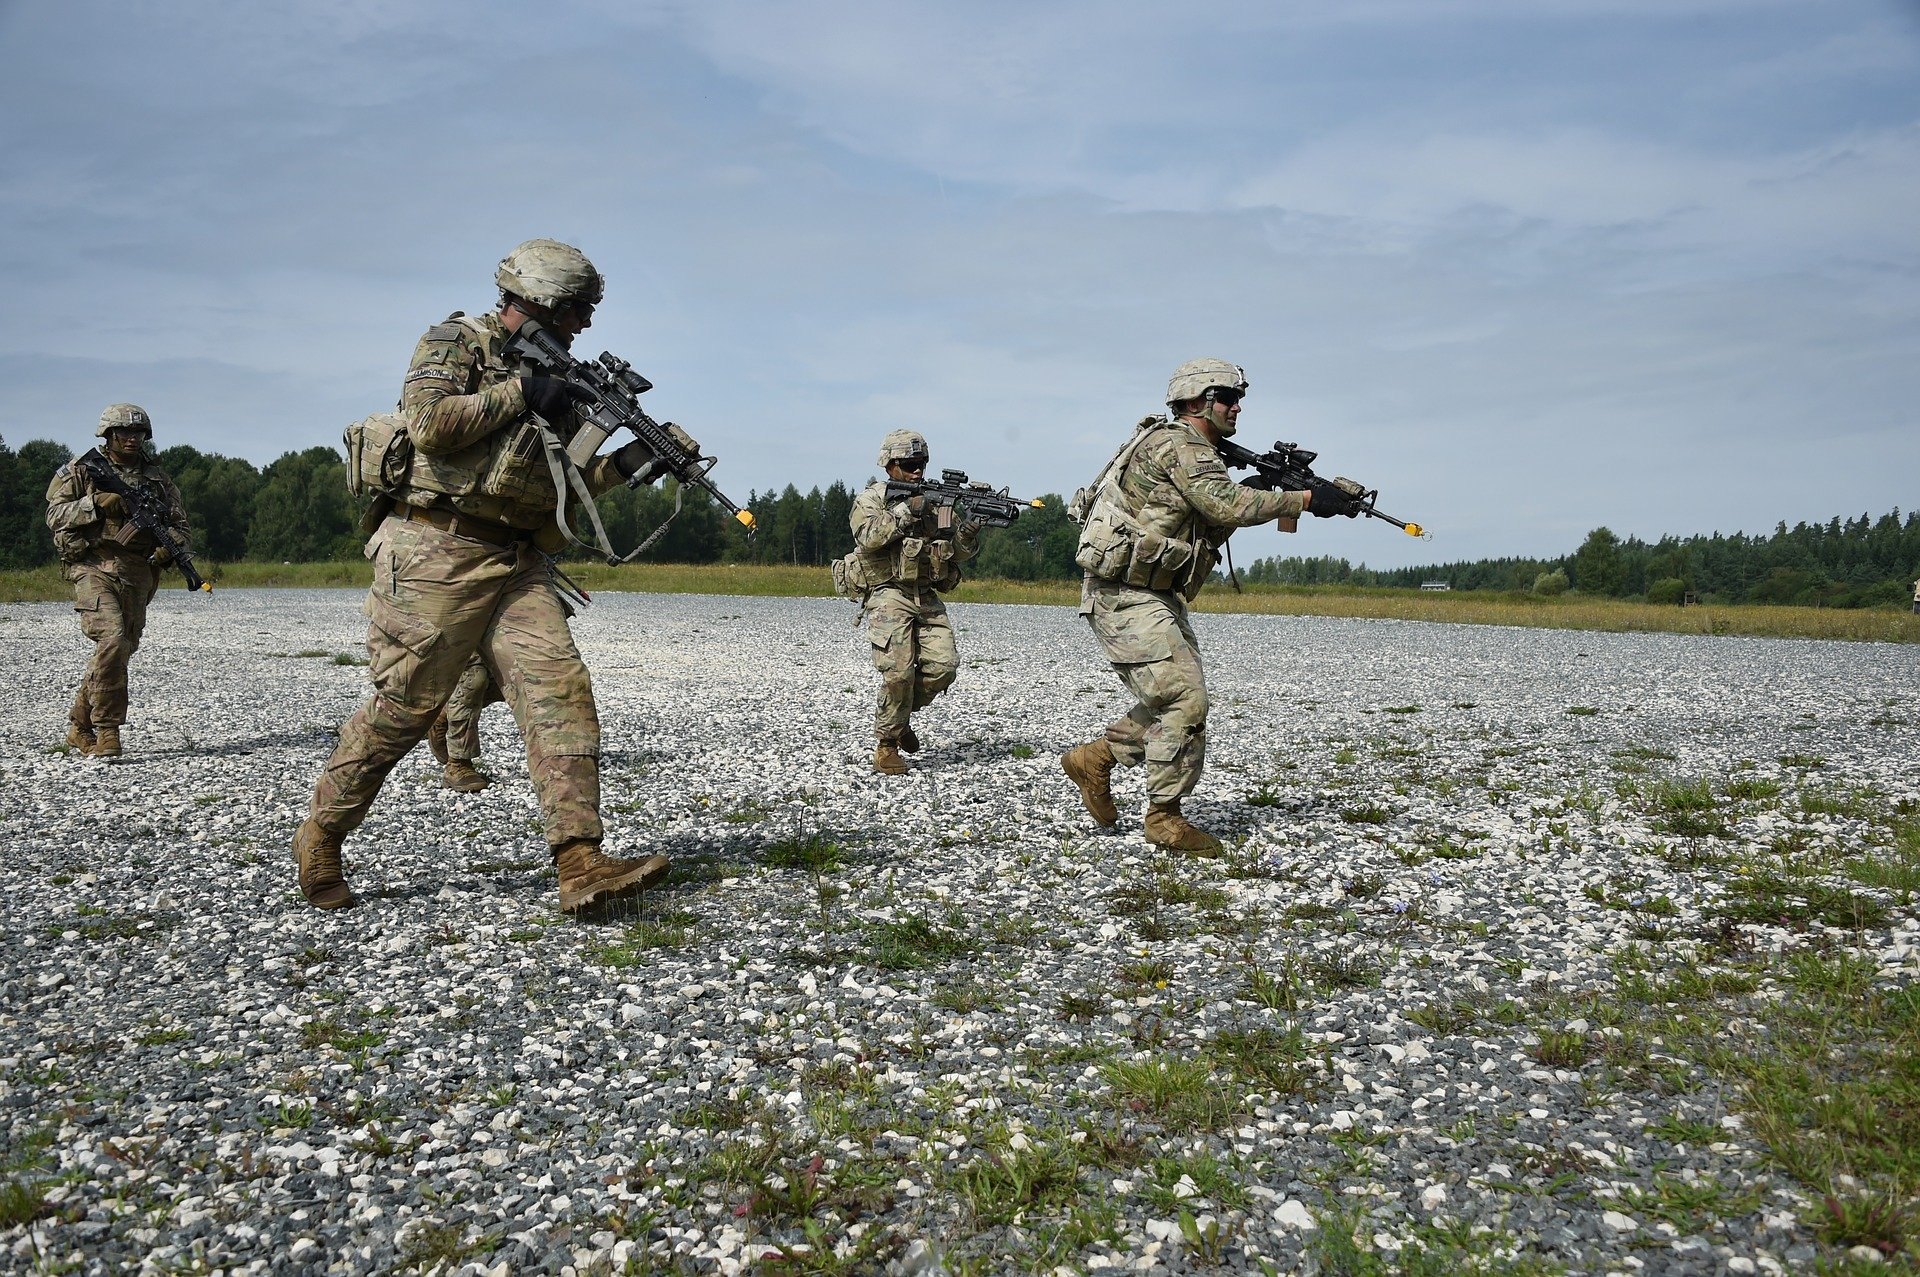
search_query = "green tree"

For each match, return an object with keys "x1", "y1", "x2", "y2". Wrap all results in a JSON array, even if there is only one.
[
  {"x1": 1646, "y1": 577, "x2": 1689, "y2": 605},
  {"x1": 1570, "y1": 527, "x2": 1626, "y2": 596},
  {"x1": 159, "y1": 444, "x2": 261, "y2": 562},
  {"x1": 247, "y1": 447, "x2": 359, "y2": 561},
  {"x1": 0, "y1": 437, "x2": 73, "y2": 568},
  {"x1": 973, "y1": 494, "x2": 1078, "y2": 580}
]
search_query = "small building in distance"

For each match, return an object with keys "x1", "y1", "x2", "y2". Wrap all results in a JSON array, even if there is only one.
[{"x1": 1420, "y1": 580, "x2": 1451, "y2": 592}]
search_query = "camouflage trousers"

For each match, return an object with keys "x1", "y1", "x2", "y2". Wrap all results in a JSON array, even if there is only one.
[
  {"x1": 443, "y1": 656, "x2": 504, "y2": 763},
  {"x1": 1080, "y1": 577, "x2": 1209, "y2": 804},
  {"x1": 865, "y1": 584, "x2": 958, "y2": 741},
  {"x1": 67, "y1": 562, "x2": 157, "y2": 729},
  {"x1": 309, "y1": 517, "x2": 601, "y2": 847}
]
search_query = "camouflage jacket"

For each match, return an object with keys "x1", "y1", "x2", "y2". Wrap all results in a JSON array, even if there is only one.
[
  {"x1": 1077, "y1": 416, "x2": 1305, "y2": 599},
  {"x1": 848, "y1": 479, "x2": 980, "y2": 595},
  {"x1": 44, "y1": 454, "x2": 189, "y2": 577},
  {"x1": 396, "y1": 310, "x2": 623, "y2": 531}
]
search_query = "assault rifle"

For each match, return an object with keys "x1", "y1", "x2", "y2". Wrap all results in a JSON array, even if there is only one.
[
  {"x1": 884, "y1": 469, "x2": 1044, "y2": 530},
  {"x1": 1216, "y1": 438, "x2": 1425, "y2": 538},
  {"x1": 76, "y1": 449, "x2": 212, "y2": 592},
  {"x1": 504, "y1": 319, "x2": 757, "y2": 562}
]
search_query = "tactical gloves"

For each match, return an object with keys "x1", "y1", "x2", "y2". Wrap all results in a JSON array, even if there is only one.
[
  {"x1": 149, "y1": 545, "x2": 173, "y2": 567},
  {"x1": 94, "y1": 491, "x2": 126, "y2": 519},
  {"x1": 610, "y1": 439, "x2": 660, "y2": 483},
  {"x1": 520, "y1": 376, "x2": 590, "y2": 420},
  {"x1": 1308, "y1": 478, "x2": 1365, "y2": 518}
]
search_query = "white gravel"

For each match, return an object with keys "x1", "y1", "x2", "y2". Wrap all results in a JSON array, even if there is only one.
[{"x1": 1, "y1": 587, "x2": 1916, "y2": 1275}]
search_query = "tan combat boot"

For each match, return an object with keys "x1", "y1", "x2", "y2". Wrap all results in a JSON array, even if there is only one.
[
  {"x1": 897, "y1": 723, "x2": 920, "y2": 754},
  {"x1": 442, "y1": 761, "x2": 491, "y2": 792},
  {"x1": 553, "y1": 840, "x2": 668, "y2": 914},
  {"x1": 1060, "y1": 739, "x2": 1118, "y2": 826},
  {"x1": 873, "y1": 742, "x2": 908, "y2": 775},
  {"x1": 1144, "y1": 801, "x2": 1223, "y2": 858},
  {"x1": 426, "y1": 715, "x2": 450, "y2": 765},
  {"x1": 292, "y1": 820, "x2": 355, "y2": 910},
  {"x1": 67, "y1": 724, "x2": 97, "y2": 755},
  {"x1": 91, "y1": 726, "x2": 122, "y2": 759}
]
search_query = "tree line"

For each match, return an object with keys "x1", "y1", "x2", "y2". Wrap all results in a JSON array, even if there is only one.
[
  {"x1": 6, "y1": 435, "x2": 1913, "y2": 607},
  {"x1": 1242, "y1": 515, "x2": 1920, "y2": 608},
  {"x1": 0, "y1": 435, "x2": 1082, "y2": 577}
]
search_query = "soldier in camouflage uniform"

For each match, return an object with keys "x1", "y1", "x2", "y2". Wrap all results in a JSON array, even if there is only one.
[
  {"x1": 1060, "y1": 359, "x2": 1356, "y2": 854},
  {"x1": 293, "y1": 239, "x2": 672, "y2": 914},
  {"x1": 43, "y1": 404, "x2": 193, "y2": 759},
  {"x1": 426, "y1": 656, "x2": 503, "y2": 792},
  {"x1": 847, "y1": 430, "x2": 980, "y2": 775}
]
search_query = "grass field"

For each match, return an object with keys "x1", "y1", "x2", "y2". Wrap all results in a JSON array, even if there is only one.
[{"x1": 5, "y1": 560, "x2": 1917, "y2": 644}]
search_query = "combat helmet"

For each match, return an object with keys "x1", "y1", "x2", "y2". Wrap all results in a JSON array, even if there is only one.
[
  {"x1": 496, "y1": 238, "x2": 604, "y2": 310},
  {"x1": 1165, "y1": 358, "x2": 1248, "y2": 406},
  {"x1": 877, "y1": 429, "x2": 929, "y2": 467},
  {"x1": 96, "y1": 403, "x2": 152, "y2": 438}
]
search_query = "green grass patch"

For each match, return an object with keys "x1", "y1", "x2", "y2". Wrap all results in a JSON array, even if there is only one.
[
  {"x1": 863, "y1": 913, "x2": 978, "y2": 970},
  {"x1": 1717, "y1": 871, "x2": 1893, "y2": 930},
  {"x1": 764, "y1": 832, "x2": 844, "y2": 873},
  {"x1": 952, "y1": 1136, "x2": 1089, "y2": 1226},
  {"x1": 1103, "y1": 1055, "x2": 1238, "y2": 1131},
  {"x1": 300, "y1": 1018, "x2": 386, "y2": 1053}
]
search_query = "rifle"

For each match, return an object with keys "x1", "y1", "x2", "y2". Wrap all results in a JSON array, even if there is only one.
[
  {"x1": 884, "y1": 469, "x2": 1044, "y2": 530},
  {"x1": 503, "y1": 319, "x2": 757, "y2": 562},
  {"x1": 75, "y1": 449, "x2": 212, "y2": 592},
  {"x1": 1216, "y1": 438, "x2": 1426, "y2": 538}
]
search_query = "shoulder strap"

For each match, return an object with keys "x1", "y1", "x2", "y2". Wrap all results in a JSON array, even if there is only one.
[{"x1": 1096, "y1": 417, "x2": 1171, "y2": 504}]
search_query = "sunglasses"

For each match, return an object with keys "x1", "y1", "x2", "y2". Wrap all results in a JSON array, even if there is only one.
[
  {"x1": 1209, "y1": 389, "x2": 1244, "y2": 406},
  {"x1": 896, "y1": 458, "x2": 928, "y2": 471}
]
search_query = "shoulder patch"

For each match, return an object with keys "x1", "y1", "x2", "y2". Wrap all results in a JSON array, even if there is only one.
[{"x1": 421, "y1": 311, "x2": 484, "y2": 344}]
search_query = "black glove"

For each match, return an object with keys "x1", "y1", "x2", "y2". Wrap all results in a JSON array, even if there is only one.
[
  {"x1": 520, "y1": 376, "x2": 589, "y2": 420},
  {"x1": 610, "y1": 439, "x2": 658, "y2": 481},
  {"x1": 1309, "y1": 478, "x2": 1361, "y2": 518}
]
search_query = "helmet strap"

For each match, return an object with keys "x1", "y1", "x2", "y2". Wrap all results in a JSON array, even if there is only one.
[{"x1": 1201, "y1": 389, "x2": 1238, "y2": 437}]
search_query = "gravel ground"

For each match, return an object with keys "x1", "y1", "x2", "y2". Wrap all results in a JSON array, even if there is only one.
[{"x1": 1, "y1": 588, "x2": 1916, "y2": 1276}]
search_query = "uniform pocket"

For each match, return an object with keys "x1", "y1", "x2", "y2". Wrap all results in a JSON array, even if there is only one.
[
  {"x1": 364, "y1": 591, "x2": 444, "y2": 710},
  {"x1": 1091, "y1": 590, "x2": 1176, "y2": 664}
]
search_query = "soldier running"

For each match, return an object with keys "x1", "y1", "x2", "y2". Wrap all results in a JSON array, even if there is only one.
[
  {"x1": 293, "y1": 239, "x2": 672, "y2": 914},
  {"x1": 1061, "y1": 359, "x2": 1355, "y2": 854},
  {"x1": 44, "y1": 404, "x2": 193, "y2": 759},
  {"x1": 847, "y1": 430, "x2": 980, "y2": 775}
]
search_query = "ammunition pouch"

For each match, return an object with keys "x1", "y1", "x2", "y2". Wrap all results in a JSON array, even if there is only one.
[
  {"x1": 53, "y1": 528, "x2": 89, "y2": 565},
  {"x1": 343, "y1": 412, "x2": 414, "y2": 499},
  {"x1": 832, "y1": 551, "x2": 872, "y2": 599},
  {"x1": 1075, "y1": 499, "x2": 1208, "y2": 595},
  {"x1": 840, "y1": 533, "x2": 960, "y2": 596}
]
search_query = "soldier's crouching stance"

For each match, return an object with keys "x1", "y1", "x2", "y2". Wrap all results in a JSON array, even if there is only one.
[
  {"x1": 294, "y1": 239, "x2": 667, "y2": 913},
  {"x1": 847, "y1": 430, "x2": 980, "y2": 775},
  {"x1": 44, "y1": 404, "x2": 192, "y2": 759},
  {"x1": 1062, "y1": 360, "x2": 1328, "y2": 855}
]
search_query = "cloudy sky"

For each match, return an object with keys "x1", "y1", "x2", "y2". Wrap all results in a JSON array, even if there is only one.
[{"x1": 1, "y1": 0, "x2": 1915, "y2": 569}]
